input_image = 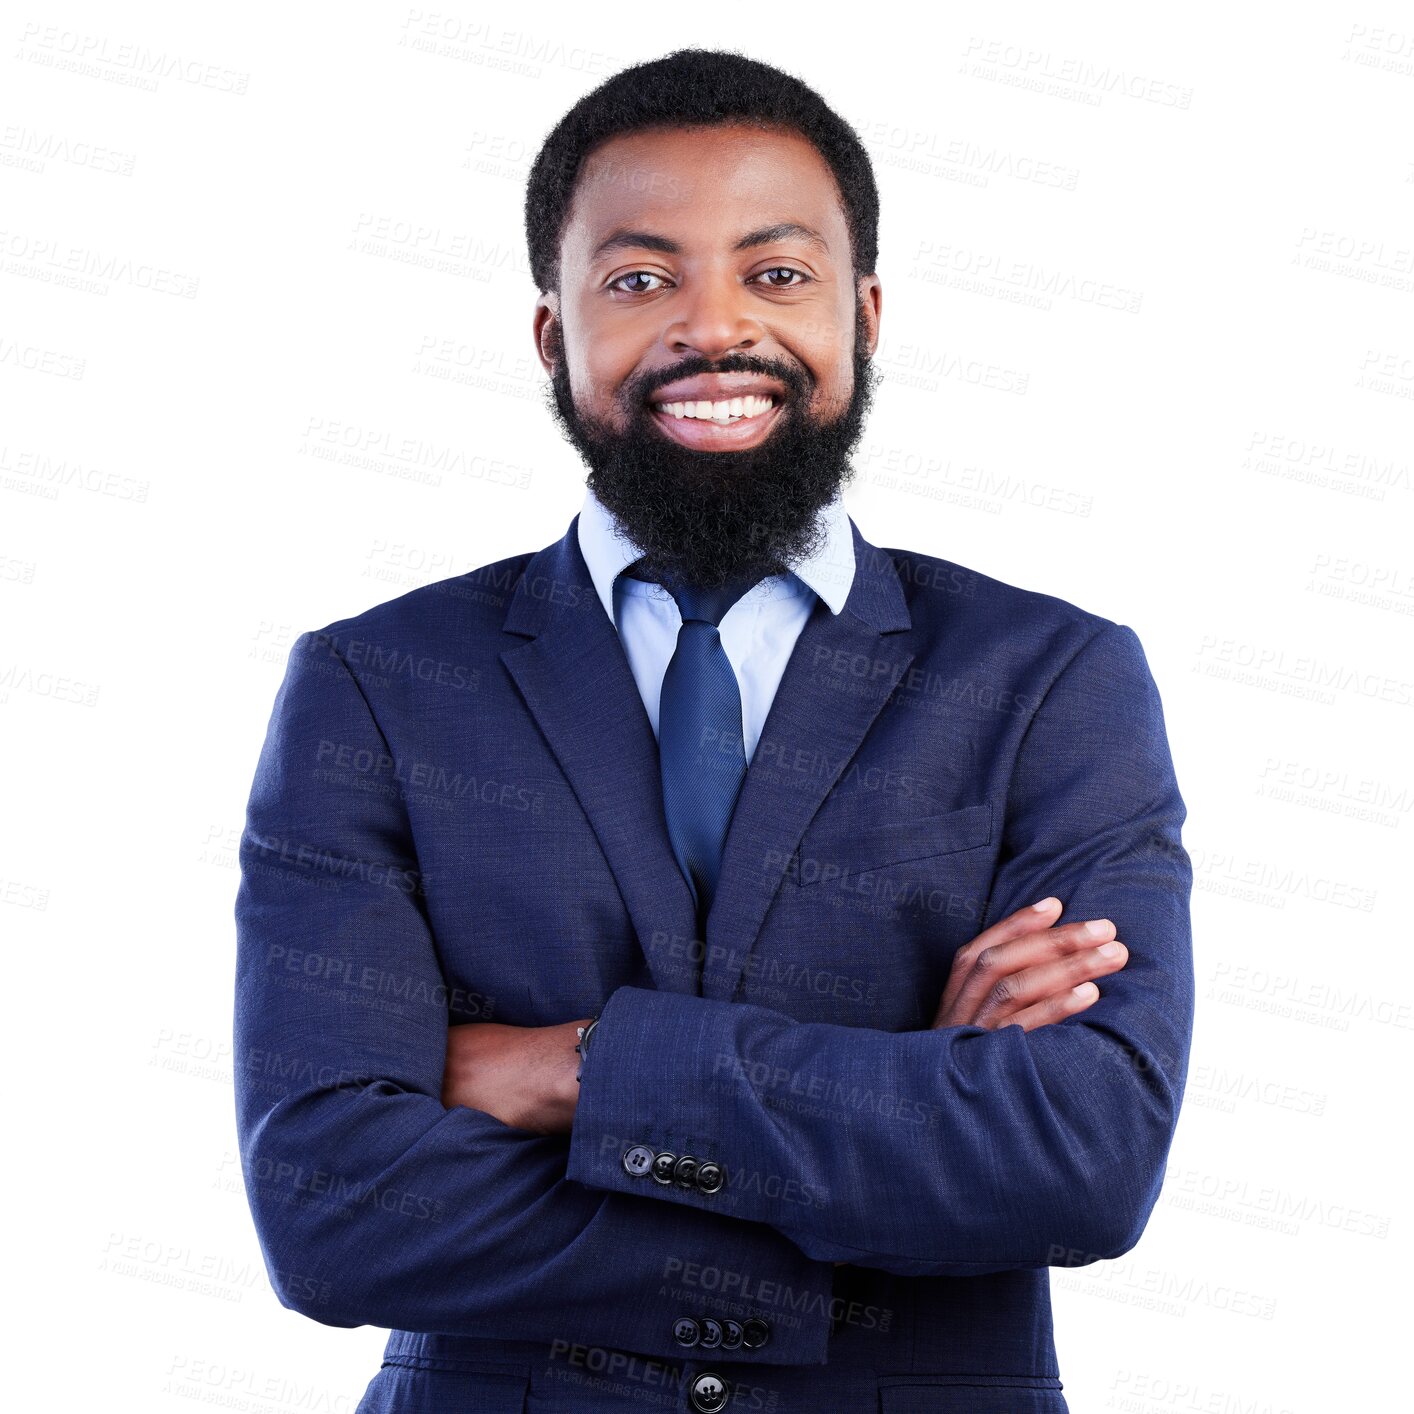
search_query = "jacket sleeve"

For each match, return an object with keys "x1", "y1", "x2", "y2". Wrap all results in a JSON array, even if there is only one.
[
  {"x1": 566, "y1": 621, "x2": 1195, "y2": 1279},
  {"x1": 233, "y1": 630, "x2": 836, "y2": 1363}
]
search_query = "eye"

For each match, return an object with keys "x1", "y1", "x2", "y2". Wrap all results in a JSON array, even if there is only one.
[
  {"x1": 607, "y1": 271, "x2": 668, "y2": 295},
  {"x1": 751, "y1": 267, "x2": 811, "y2": 289}
]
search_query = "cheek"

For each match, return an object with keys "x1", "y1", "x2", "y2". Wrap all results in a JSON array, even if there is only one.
[
  {"x1": 793, "y1": 325, "x2": 855, "y2": 407},
  {"x1": 569, "y1": 341, "x2": 635, "y2": 419},
  {"x1": 805, "y1": 375, "x2": 853, "y2": 422}
]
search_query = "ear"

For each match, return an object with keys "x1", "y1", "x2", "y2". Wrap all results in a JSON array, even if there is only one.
[
  {"x1": 533, "y1": 293, "x2": 562, "y2": 376},
  {"x1": 857, "y1": 274, "x2": 882, "y2": 359}
]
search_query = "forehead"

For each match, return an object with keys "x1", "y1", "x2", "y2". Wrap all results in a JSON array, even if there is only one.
[{"x1": 562, "y1": 123, "x2": 847, "y2": 264}]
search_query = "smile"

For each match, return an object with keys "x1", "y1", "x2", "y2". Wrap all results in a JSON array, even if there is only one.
[{"x1": 648, "y1": 395, "x2": 783, "y2": 449}]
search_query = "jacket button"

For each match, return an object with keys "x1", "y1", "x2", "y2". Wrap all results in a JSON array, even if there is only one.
[
  {"x1": 719, "y1": 1318, "x2": 744, "y2": 1351},
  {"x1": 688, "y1": 1371, "x2": 730, "y2": 1413},
  {"x1": 697, "y1": 1317, "x2": 723, "y2": 1349},
  {"x1": 672, "y1": 1154, "x2": 699, "y2": 1188},
  {"x1": 621, "y1": 1145, "x2": 654, "y2": 1178},
  {"x1": 741, "y1": 1317, "x2": 771, "y2": 1349},
  {"x1": 671, "y1": 1316, "x2": 701, "y2": 1347},
  {"x1": 650, "y1": 1150, "x2": 678, "y2": 1184},
  {"x1": 695, "y1": 1161, "x2": 724, "y2": 1194}
]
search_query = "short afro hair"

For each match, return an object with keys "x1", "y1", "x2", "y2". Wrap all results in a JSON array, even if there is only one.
[{"x1": 523, "y1": 47, "x2": 879, "y2": 297}]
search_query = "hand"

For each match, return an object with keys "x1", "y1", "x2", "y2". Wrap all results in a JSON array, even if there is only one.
[
  {"x1": 932, "y1": 897, "x2": 1128, "y2": 1031},
  {"x1": 442, "y1": 1017, "x2": 591, "y2": 1135}
]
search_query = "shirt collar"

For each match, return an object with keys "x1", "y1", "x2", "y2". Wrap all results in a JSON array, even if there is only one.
[{"x1": 576, "y1": 483, "x2": 855, "y2": 625}]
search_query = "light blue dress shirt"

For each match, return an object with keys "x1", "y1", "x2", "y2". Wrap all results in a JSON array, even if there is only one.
[{"x1": 576, "y1": 485, "x2": 856, "y2": 764}]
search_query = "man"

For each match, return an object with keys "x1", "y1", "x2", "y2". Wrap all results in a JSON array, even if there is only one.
[{"x1": 234, "y1": 48, "x2": 1193, "y2": 1414}]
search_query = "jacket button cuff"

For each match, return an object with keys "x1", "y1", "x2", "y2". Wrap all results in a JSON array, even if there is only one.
[
  {"x1": 694, "y1": 1160, "x2": 724, "y2": 1194},
  {"x1": 621, "y1": 1144, "x2": 654, "y2": 1178},
  {"x1": 741, "y1": 1317, "x2": 771, "y2": 1349}
]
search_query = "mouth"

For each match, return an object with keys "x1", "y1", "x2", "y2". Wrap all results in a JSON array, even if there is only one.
[{"x1": 647, "y1": 393, "x2": 784, "y2": 450}]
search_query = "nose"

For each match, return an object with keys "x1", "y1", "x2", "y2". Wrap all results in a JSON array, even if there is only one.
[{"x1": 663, "y1": 270, "x2": 764, "y2": 359}]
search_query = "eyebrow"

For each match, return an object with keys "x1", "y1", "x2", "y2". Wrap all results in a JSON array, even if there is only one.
[{"x1": 589, "y1": 221, "x2": 831, "y2": 265}]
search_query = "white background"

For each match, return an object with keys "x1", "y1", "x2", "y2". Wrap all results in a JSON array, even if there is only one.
[{"x1": 5, "y1": 2, "x2": 1411, "y2": 1409}]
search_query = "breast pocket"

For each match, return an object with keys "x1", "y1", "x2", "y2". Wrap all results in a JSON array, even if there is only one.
[{"x1": 793, "y1": 800, "x2": 993, "y2": 887}]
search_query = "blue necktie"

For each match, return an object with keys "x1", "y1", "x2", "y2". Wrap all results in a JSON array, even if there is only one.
[{"x1": 625, "y1": 562, "x2": 760, "y2": 925}]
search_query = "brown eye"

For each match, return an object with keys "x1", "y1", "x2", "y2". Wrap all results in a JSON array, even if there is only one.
[
  {"x1": 608, "y1": 271, "x2": 666, "y2": 294},
  {"x1": 754, "y1": 268, "x2": 810, "y2": 288}
]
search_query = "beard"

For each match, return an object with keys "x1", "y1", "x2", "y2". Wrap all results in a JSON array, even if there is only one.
[{"x1": 542, "y1": 300, "x2": 880, "y2": 592}]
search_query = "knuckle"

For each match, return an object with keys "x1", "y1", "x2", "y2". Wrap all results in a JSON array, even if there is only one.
[{"x1": 986, "y1": 976, "x2": 1016, "y2": 1009}]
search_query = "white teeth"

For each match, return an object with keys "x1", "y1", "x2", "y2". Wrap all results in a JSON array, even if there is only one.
[{"x1": 653, "y1": 394, "x2": 776, "y2": 423}]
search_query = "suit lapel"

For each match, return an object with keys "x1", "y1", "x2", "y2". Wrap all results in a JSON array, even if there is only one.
[
  {"x1": 499, "y1": 516, "x2": 700, "y2": 995},
  {"x1": 700, "y1": 520, "x2": 915, "y2": 1002},
  {"x1": 499, "y1": 513, "x2": 915, "y2": 1005}
]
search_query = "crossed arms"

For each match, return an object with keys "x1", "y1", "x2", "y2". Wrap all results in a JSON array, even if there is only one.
[{"x1": 232, "y1": 620, "x2": 1193, "y2": 1361}]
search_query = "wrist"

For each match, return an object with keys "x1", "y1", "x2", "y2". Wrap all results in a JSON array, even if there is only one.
[{"x1": 574, "y1": 1014, "x2": 600, "y2": 1084}]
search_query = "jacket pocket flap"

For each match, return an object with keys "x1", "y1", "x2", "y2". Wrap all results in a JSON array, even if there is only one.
[{"x1": 795, "y1": 800, "x2": 993, "y2": 886}]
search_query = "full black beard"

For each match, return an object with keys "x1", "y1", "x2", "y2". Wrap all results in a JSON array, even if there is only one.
[{"x1": 543, "y1": 300, "x2": 879, "y2": 591}]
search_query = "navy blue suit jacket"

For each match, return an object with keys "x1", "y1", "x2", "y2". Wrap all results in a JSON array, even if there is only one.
[{"x1": 233, "y1": 512, "x2": 1194, "y2": 1413}]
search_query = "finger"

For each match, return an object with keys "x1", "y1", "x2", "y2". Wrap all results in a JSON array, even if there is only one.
[
  {"x1": 997, "y1": 979, "x2": 1104, "y2": 1032},
  {"x1": 934, "y1": 897, "x2": 1062, "y2": 1018},
  {"x1": 938, "y1": 914, "x2": 1118, "y2": 1026},
  {"x1": 970, "y1": 939, "x2": 1128, "y2": 1029}
]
